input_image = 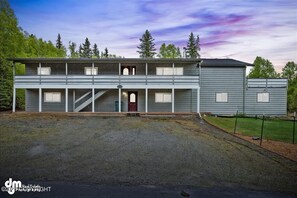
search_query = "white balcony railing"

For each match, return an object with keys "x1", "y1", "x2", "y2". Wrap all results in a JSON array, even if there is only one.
[{"x1": 14, "y1": 75, "x2": 199, "y2": 86}]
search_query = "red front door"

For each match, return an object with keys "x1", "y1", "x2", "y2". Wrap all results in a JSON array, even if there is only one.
[{"x1": 128, "y1": 92, "x2": 137, "y2": 112}]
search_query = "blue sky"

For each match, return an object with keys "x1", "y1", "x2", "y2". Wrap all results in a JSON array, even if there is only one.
[{"x1": 9, "y1": 0, "x2": 297, "y2": 71}]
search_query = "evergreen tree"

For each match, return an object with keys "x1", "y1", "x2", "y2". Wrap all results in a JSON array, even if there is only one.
[
  {"x1": 158, "y1": 43, "x2": 182, "y2": 58},
  {"x1": 78, "y1": 44, "x2": 83, "y2": 57},
  {"x1": 103, "y1": 47, "x2": 109, "y2": 58},
  {"x1": 56, "y1": 33, "x2": 62, "y2": 49},
  {"x1": 81, "y1": 37, "x2": 92, "y2": 58},
  {"x1": 185, "y1": 32, "x2": 200, "y2": 58},
  {"x1": 68, "y1": 41, "x2": 78, "y2": 58},
  {"x1": 92, "y1": 43, "x2": 100, "y2": 58},
  {"x1": 248, "y1": 56, "x2": 278, "y2": 78},
  {"x1": 137, "y1": 30, "x2": 156, "y2": 58}
]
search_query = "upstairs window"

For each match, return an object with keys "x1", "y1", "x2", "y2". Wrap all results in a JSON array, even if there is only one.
[
  {"x1": 44, "y1": 92, "x2": 61, "y2": 102},
  {"x1": 156, "y1": 67, "x2": 183, "y2": 75},
  {"x1": 85, "y1": 67, "x2": 98, "y2": 75},
  {"x1": 216, "y1": 93, "x2": 228, "y2": 103},
  {"x1": 37, "y1": 67, "x2": 51, "y2": 75},
  {"x1": 155, "y1": 93, "x2": 172, "y2": 103},
  {"x1": 257, "y1": 92, "x2": 269, "y2": 103}
]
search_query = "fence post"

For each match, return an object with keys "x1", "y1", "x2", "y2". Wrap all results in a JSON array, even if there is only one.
[
  {"x1": 260, "y1": 115, "x2": 265, "y2": 146},
  {"x1": 234, "y1": 110, "x2": 238, "y2": 134},
  {"x1": 293, "y1": 112, "x2": 296, "y2": 144}
]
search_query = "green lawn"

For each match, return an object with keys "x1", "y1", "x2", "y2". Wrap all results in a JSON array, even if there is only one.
[{"x1": 204, "y1": 116, "x2": 296, "y2": 143}]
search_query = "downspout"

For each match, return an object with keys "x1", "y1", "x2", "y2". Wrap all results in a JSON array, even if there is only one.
[
  {"x1": 243, "y1": 66, "x2": 246, "y2": 114},
  {"x1": 197, "y1": 60, "x2": 203, "y2": 119}
]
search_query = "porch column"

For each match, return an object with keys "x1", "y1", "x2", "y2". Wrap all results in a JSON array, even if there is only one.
[
  {"x1": 65, "y1": 88, "x2": 68, "y2": 112},
  {"x1": 92, "y1": 88, "x2": 95, "y2": 113},
  {"x1": 172, "y1": 88, "x2": 175, "y2": 113},
  {"x1": 12, "y1": 87, "x2": 16, "y2": 112},
  {"x1": 197, "y1": 86, "x2": 200, "y2": 113},
  {"x1": 118, "y1": 88, "x2": 121, "y2": 112},
  {"x1": 73, "y1": 90, "x2": 75, "y2": 111},
  {"x1": 145, "y1": 88, "x2": 148, "y2": 113},
  {"x1": 39, "y1": 88, "x2": 42, "y2": 112},
  {"x1": 12, "y1": 62, "x2": 16, "y2": 112}
]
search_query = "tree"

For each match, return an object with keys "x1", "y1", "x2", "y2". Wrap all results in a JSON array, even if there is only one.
[
  {"x1": 103, "y1": 47, "x2": 108, "y2": 58},
  {"x1": 137, "y1": 30, "x2": 156, "y2": 58},
  {"x1": 282, "y1": 61, "x2": 297, "y2": 83},
  {"x1": 282, "y1": 61, "x2": 297, "y2": 112},
  {"x1": 158, "y1": 43, "x2": 182, "y2": 58},
  {"x1": 248, "y1": 56, "x2": 278, "y2": 78},
  {"x1": 68, "y1": 41, "x2": 78, "y2": 58},
  {"x1": 78, "y1": 44, "x2": 83, "y2": 57},
  {"x1": 56, "y1": 33, "x2": 62, "y2": 49},
  {"x1": 185, "y1": 32, "x2": 200, "y2": 58},
  {"x1": 92, "y1": 43, "x2": 100, "y2": 58},
  {"x1": 81, "y1": 37, "x2": 92, "y2": 58}
]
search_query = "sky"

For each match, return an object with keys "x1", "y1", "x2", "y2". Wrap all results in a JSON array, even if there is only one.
[{"x1": 9, "y1": 0, "x2": 297, "y2": 72}]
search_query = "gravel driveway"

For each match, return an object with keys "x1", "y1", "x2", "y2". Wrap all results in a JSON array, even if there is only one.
[{"x1": 0, "y1": 113, "x2": 296, "y2": 195}]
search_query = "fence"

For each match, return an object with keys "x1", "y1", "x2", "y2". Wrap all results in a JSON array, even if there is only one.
[{"x1": 233, "y1": 112, "x2": 296, "y2": 145}]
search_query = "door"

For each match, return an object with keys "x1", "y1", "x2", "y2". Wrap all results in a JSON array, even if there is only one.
[{"x1": 128, "y1": 91, "x2": 137, "y2": 112}]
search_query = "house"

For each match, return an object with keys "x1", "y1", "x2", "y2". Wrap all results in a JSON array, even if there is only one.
[{"x1": 9, "y1": 58, "x2": 287, "y2": 115}]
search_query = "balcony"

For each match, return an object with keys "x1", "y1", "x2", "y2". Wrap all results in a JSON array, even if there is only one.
[{"x1": 14, "y1": 75, "x2": 200, "y2": 89}]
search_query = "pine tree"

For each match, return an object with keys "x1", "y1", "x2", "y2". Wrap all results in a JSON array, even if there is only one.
[
  {"x1": 93, "y1": 43, "x2": 100, "y2": 58},
  {"x1": 81, "y1": 37, "x2": 92, "y2": 58},
  {"x1": 56, "y1": 33, "x2": 62, "y2": 49},
  {"x1": 68, "y1": 41, "x2": 78, "y2": 58},
  {"x1": 137, "y1": 30, "x2": 156, "y2": 58},
  {"x1": 103, "y1": 47, "x2": 109, "y2": 58},
  {"x1": 185, "y1": 32, "x2": 200, "y2": 58}
]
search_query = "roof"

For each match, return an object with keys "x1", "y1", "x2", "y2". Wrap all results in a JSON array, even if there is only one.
[{"x1": 7, "y1": 58, "x2": 253, "y2": 67}]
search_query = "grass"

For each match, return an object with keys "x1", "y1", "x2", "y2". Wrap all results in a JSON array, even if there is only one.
[{"x1": 204, "y1": 116, "x2": 296, "y2": 143}]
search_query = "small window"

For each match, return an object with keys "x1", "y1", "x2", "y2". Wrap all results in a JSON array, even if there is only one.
[
  {"x1": 155, "y1": 93, "x2": 172, "y2": 103},
  {"x1": 85, "y1": 67, "x2": 98, "y2": 75},
  {"x1": 130, "y1": 93, "x2": 136, "y2": 102},
  {"x1": 37, "y1": 67, "x2": 51, "y2": 75},
  {"x1": 123, "y1": 68, "x2": 129, "y2": 75},
  {"x1": 216, "y1": 93, "x2": 228, "y2": 102},
  {"x1": 44, "y1": 92, "x2": 61, "y2": 102},
  {"x1": 156, "y1": 67, "x2": 183, "y2": 75},
  {"x1": 257, "y1": 92, "x2": 269, "y2": 103}
]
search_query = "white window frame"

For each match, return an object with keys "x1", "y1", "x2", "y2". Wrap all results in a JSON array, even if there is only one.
[
  {"x1": 155, "y1": 93, "x2": 172, "y2": 103},
  {"x1": 257, "y1": 92, "x2": 269, "y2": 103},
  {"x1": 216, "y1": 92, "x2": 228, "y2": 103},
  {"x1": 37, "y1": 67, "x2": 51, "y2": 75},
  {"x1": 156, "y1": 67, "x2": 183, "y2": 75},
  {"x1": 84, "y1": 67, "x2": 98, "y2": 75},
  {"x1": 44, "y1": 92, "x2": 61, "y2": 103}
]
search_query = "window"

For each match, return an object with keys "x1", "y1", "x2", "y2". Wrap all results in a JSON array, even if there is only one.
[
  {"x1": 155, "y1": 93, "x2": 172, "y2": 103},
  {"x1": 44, "y1": 92, "x2": 61, "y2": 102},
  {"x1": 84, "y1": 67, "x2": 98, "y2": 75},
  {"x1": 216, "y1": 93, "x2": 228, "y2": 102},
  {"x1": 37, "y1": 67, "x2": 51, "y2": 75},
  {"x1": 156, "y1": 67, "x2": 183, "y2": 75},
  {"x1": 257, "y1": 92, "x2": 269, "y2": 103},
  {"x1": 123, "y1": 68, "x2": 129, "y2": 75}
]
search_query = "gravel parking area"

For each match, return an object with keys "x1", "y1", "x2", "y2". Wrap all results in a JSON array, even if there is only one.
[{"x1": 0, "y1": 113, "x2": 296, "y2": 195}]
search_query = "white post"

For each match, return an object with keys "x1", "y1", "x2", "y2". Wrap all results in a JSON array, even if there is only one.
[
  {"x1": 92, "y1": 88, "x2": 95, "y2": 113},
  {"x1": 65, "y1": 88, "x2": 68, "y2": 112},
  {"x1": 119, "y1": 63, "x2": 121, "y2": 75},
  {"x1": 39, "y1": 88, "x2": 42, "y2": 112},
  {"x1": 12, "y1": 87, "x2": 16, "y2": 112},
  {"x1": 65, "y1": 62, "x2": 68, "y2": 75},
  {"x1": 73, "y1": 90, "x2": 75, "y2": 111},
  {"x1": 172, "y1": 63, "x2": 175, "y2": 84},
  {"x1": 145, "y1": 88, "x2": 148, "y2": 113},
  {"x1": 145, "y1": 63, "x2": 148, "y2": 75},
  {"x1": 197, "y1": 86, "x2": 200, "y2": 113},
  {"x1": 118, "y1": 88, "x2": 121, "y2": 112},
  {"x1": 12, "y1": 63, "x2": 16, "y2": 112},
  {"x1": 172, "y1": 88, "x2": 175, "y2": 113}
]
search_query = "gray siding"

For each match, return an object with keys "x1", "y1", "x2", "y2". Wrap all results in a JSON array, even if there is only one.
[
  {"x1": 200, "y1": 67, "x2": 245, "y2": 115},
  {"x1": 26, "y1": 89, "x2": 72, "y2": 112},
  {"x1": 245, "y1": 88, "x2": 287, "y2": 115}
]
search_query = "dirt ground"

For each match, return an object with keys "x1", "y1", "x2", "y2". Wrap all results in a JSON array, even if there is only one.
[{"x1": 0, "y1": 113, "x2": 296, "y2": 195}]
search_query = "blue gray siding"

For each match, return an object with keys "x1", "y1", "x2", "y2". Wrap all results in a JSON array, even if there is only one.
[{"x1": 200, "y1": 67, "x2": 245, "y2": 115}]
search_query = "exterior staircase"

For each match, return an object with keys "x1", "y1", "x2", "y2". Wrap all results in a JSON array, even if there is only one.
[{"x1": 74, "y1": 90, "x2": 107, "y2": 112}]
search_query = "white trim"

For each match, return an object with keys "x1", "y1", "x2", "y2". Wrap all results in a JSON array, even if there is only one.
[
  {"x1": 39, "y1": 88, "x2": 42, "y2": 112},
  {"x1": 172, "y1": 88, "x2": 174, "y2": 113},
  {"x1": 92, "y1": 88, "x2": 95, "y2": 112},
  {"x1": 118, "y1": 88, "x2": 121, "y2": 112},
  {"x1": 65, "y1": 88, "x2": 68, "y2": 112},
  {"x1": 12, "y1": 87, "x2": 16, "y2": 112},
  {"x1": 145, "y1": 88, "x2": 148, "y2": 113}
]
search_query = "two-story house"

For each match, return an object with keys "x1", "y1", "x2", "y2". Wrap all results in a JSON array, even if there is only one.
[{"x1": 9, "y1": 58, "x2": 287, "y2": 115}]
